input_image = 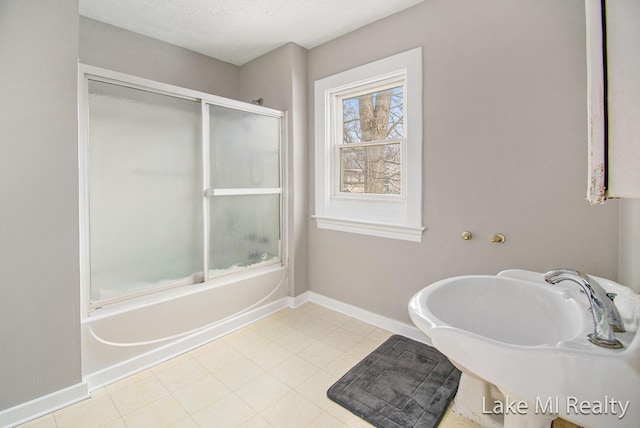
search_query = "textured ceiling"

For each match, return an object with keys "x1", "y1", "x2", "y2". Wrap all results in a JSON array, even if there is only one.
[{"x1": 79, "y1": 0, "x2": 423, "y2": 66}]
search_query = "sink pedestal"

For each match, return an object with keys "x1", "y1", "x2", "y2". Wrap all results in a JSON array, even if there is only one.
[
  {"x1": 504, "y1": 412, "x2": 556, "y2": 428},
  {"x1": 453, "y1": 373, "x2": 556, "y2": 428},
  {"x1": 452, "y1": 373, "x2": 503, "y2": 428}
]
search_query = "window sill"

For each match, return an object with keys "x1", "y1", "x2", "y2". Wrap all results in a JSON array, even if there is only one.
[{"x1": 312, "y1": 215, "x2": 424, "y2": 242}]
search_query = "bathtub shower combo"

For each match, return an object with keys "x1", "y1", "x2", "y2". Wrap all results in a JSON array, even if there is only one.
[{"x1": 79, "y1": 65, "x2": 288, "y2": 388}]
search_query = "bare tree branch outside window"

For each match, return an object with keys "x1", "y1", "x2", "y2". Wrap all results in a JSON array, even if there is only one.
[{"x1": 340, "y1": 86, "x2": 403, "y2": 194}]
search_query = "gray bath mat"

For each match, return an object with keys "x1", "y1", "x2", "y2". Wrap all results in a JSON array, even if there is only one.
[{"x1": 327, "y1": 335, "x2": 461, "y2": 428}]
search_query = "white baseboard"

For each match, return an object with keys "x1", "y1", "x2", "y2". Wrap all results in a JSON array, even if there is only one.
[
  {"x1": 294, "y1": 290, "x2": 431, "y2": 345},
  {"x1": 85, "y1": 290, "x2": 427, "y2": 394},
  {"x1": 3, "y1": 291, "x2": 427, "y2": 427},
  {"x1": 288, "y1": 290, "x2": 311, "y2": 308},
  {"x1": 84, "y1": 296, "x2": 290, "y2": 391},
  {"x1": 0, "y1": 382, "x2": 88, "y2": 428}
]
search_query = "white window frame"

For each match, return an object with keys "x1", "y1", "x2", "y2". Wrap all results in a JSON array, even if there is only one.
[
  {"x1": 313, "y1": 47, "x2": 424, "y2": 242},
  {"x1": 332, "y1": 77, "x2": 406, "y2": 200}
]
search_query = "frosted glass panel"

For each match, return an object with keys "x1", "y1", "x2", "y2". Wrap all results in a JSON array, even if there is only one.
[
  {"x1": 209, "y1": 105, "x2": 280, "y2": 189},
  {"x1": 88, "y1": 80, "x2": 202, "y2": 302},
  {"x1": 209, "y1": 194, "x2": 280, "y2": 272}
]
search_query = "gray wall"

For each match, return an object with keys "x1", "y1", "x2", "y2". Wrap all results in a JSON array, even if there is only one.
[
  {"x1": 307, "y1": 0, "x2": 619, "y2": 324},
  {"x1": 80, "y1": 17, "x2": 239, "y2": 99},
  {"x1": 619, "y1": 199, "x2": 640, "y2": 292},
  {"x1": 0, "y1": 0, "x2": 81, "y2": 410},
  {"x1": 239, "y1": 43, "x2": 309, "y2": 296}
]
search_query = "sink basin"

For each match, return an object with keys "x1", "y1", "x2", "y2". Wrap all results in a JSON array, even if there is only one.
[
  {"x1": 412, "y1": 275, "x2": 583, "y2": 346},
  {"x1": 408, "y1": 270, "x2": 640, "y2": 428}
]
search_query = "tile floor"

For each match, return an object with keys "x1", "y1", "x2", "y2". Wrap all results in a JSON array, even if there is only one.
[{"x1": 18, "y1": 303, "x2": 480, "y2": 428}]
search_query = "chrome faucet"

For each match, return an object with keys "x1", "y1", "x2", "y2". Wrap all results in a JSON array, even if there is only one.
[{"x1": 543, "y1": 269, "x2": 625, "y2": 349}]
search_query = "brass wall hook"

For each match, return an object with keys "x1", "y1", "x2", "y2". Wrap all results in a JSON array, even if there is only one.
[
  {"x1": 461, "y1": 231, "x2": 472, "y2": 240},
  {"x1": 490, "y1": 233, "x2": 506, "y2": 243}
]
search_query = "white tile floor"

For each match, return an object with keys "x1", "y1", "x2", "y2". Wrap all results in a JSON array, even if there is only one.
[{"x1": 18, "y1": 303, "x2": 480, "y2": 428}]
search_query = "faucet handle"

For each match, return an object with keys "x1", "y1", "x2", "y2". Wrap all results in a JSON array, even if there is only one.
[
  {"x1": 544, "y1": 268, "x2": 625, "y2": 347},
  {"x1": 605, "y1": 292, "x2": 625, "y2": 332},
  {"x1": 490, "y1": 233, "x2": 505, "y2": 243}
]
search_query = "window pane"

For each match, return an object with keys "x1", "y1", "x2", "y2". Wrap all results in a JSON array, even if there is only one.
[
  {"x1": 209, "y1": 105, "x2": 280, "y2": 189},
  {"x1": 87, "y1": 81, "x2": 203, "y2": 302},
  {"x1": 208, "y1": 194, "x2": 281, "y2": 273},
  {"x1": 342, "y1": 86, "x2": 403, "y2": 144},
  {"x1": 340, "y1": 143, "x2": 401, "y2": 194}
]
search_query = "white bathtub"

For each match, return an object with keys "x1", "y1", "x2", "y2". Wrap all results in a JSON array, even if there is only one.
[{"x1": 82, "y1": 265, "x2": 288, "y2": 390}]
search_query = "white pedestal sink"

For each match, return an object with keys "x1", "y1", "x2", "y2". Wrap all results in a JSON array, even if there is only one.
[{"x1": 408, "y1": 269, "x2": 640, "y2": 428}]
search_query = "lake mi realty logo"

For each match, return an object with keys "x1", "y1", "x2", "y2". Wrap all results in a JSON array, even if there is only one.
[{"x1": 482, "y1": 395, "x2": 630, "y2": 420}]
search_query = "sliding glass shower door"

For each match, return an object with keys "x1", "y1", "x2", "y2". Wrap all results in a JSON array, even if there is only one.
[
  {"x1": 85, "y1": 77, "x2": 283, "y2": 307},
  {"x1": 207, "y1": 106, "x2": 282, "y2": 276}
]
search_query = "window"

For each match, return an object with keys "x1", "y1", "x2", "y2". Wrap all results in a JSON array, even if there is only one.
[
  {"x1": 339, "y1": 81, "x2": 404, "y2": 195},
  {"x1": 314, "y1": 48, "x2": 424, "y2": 242}
]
